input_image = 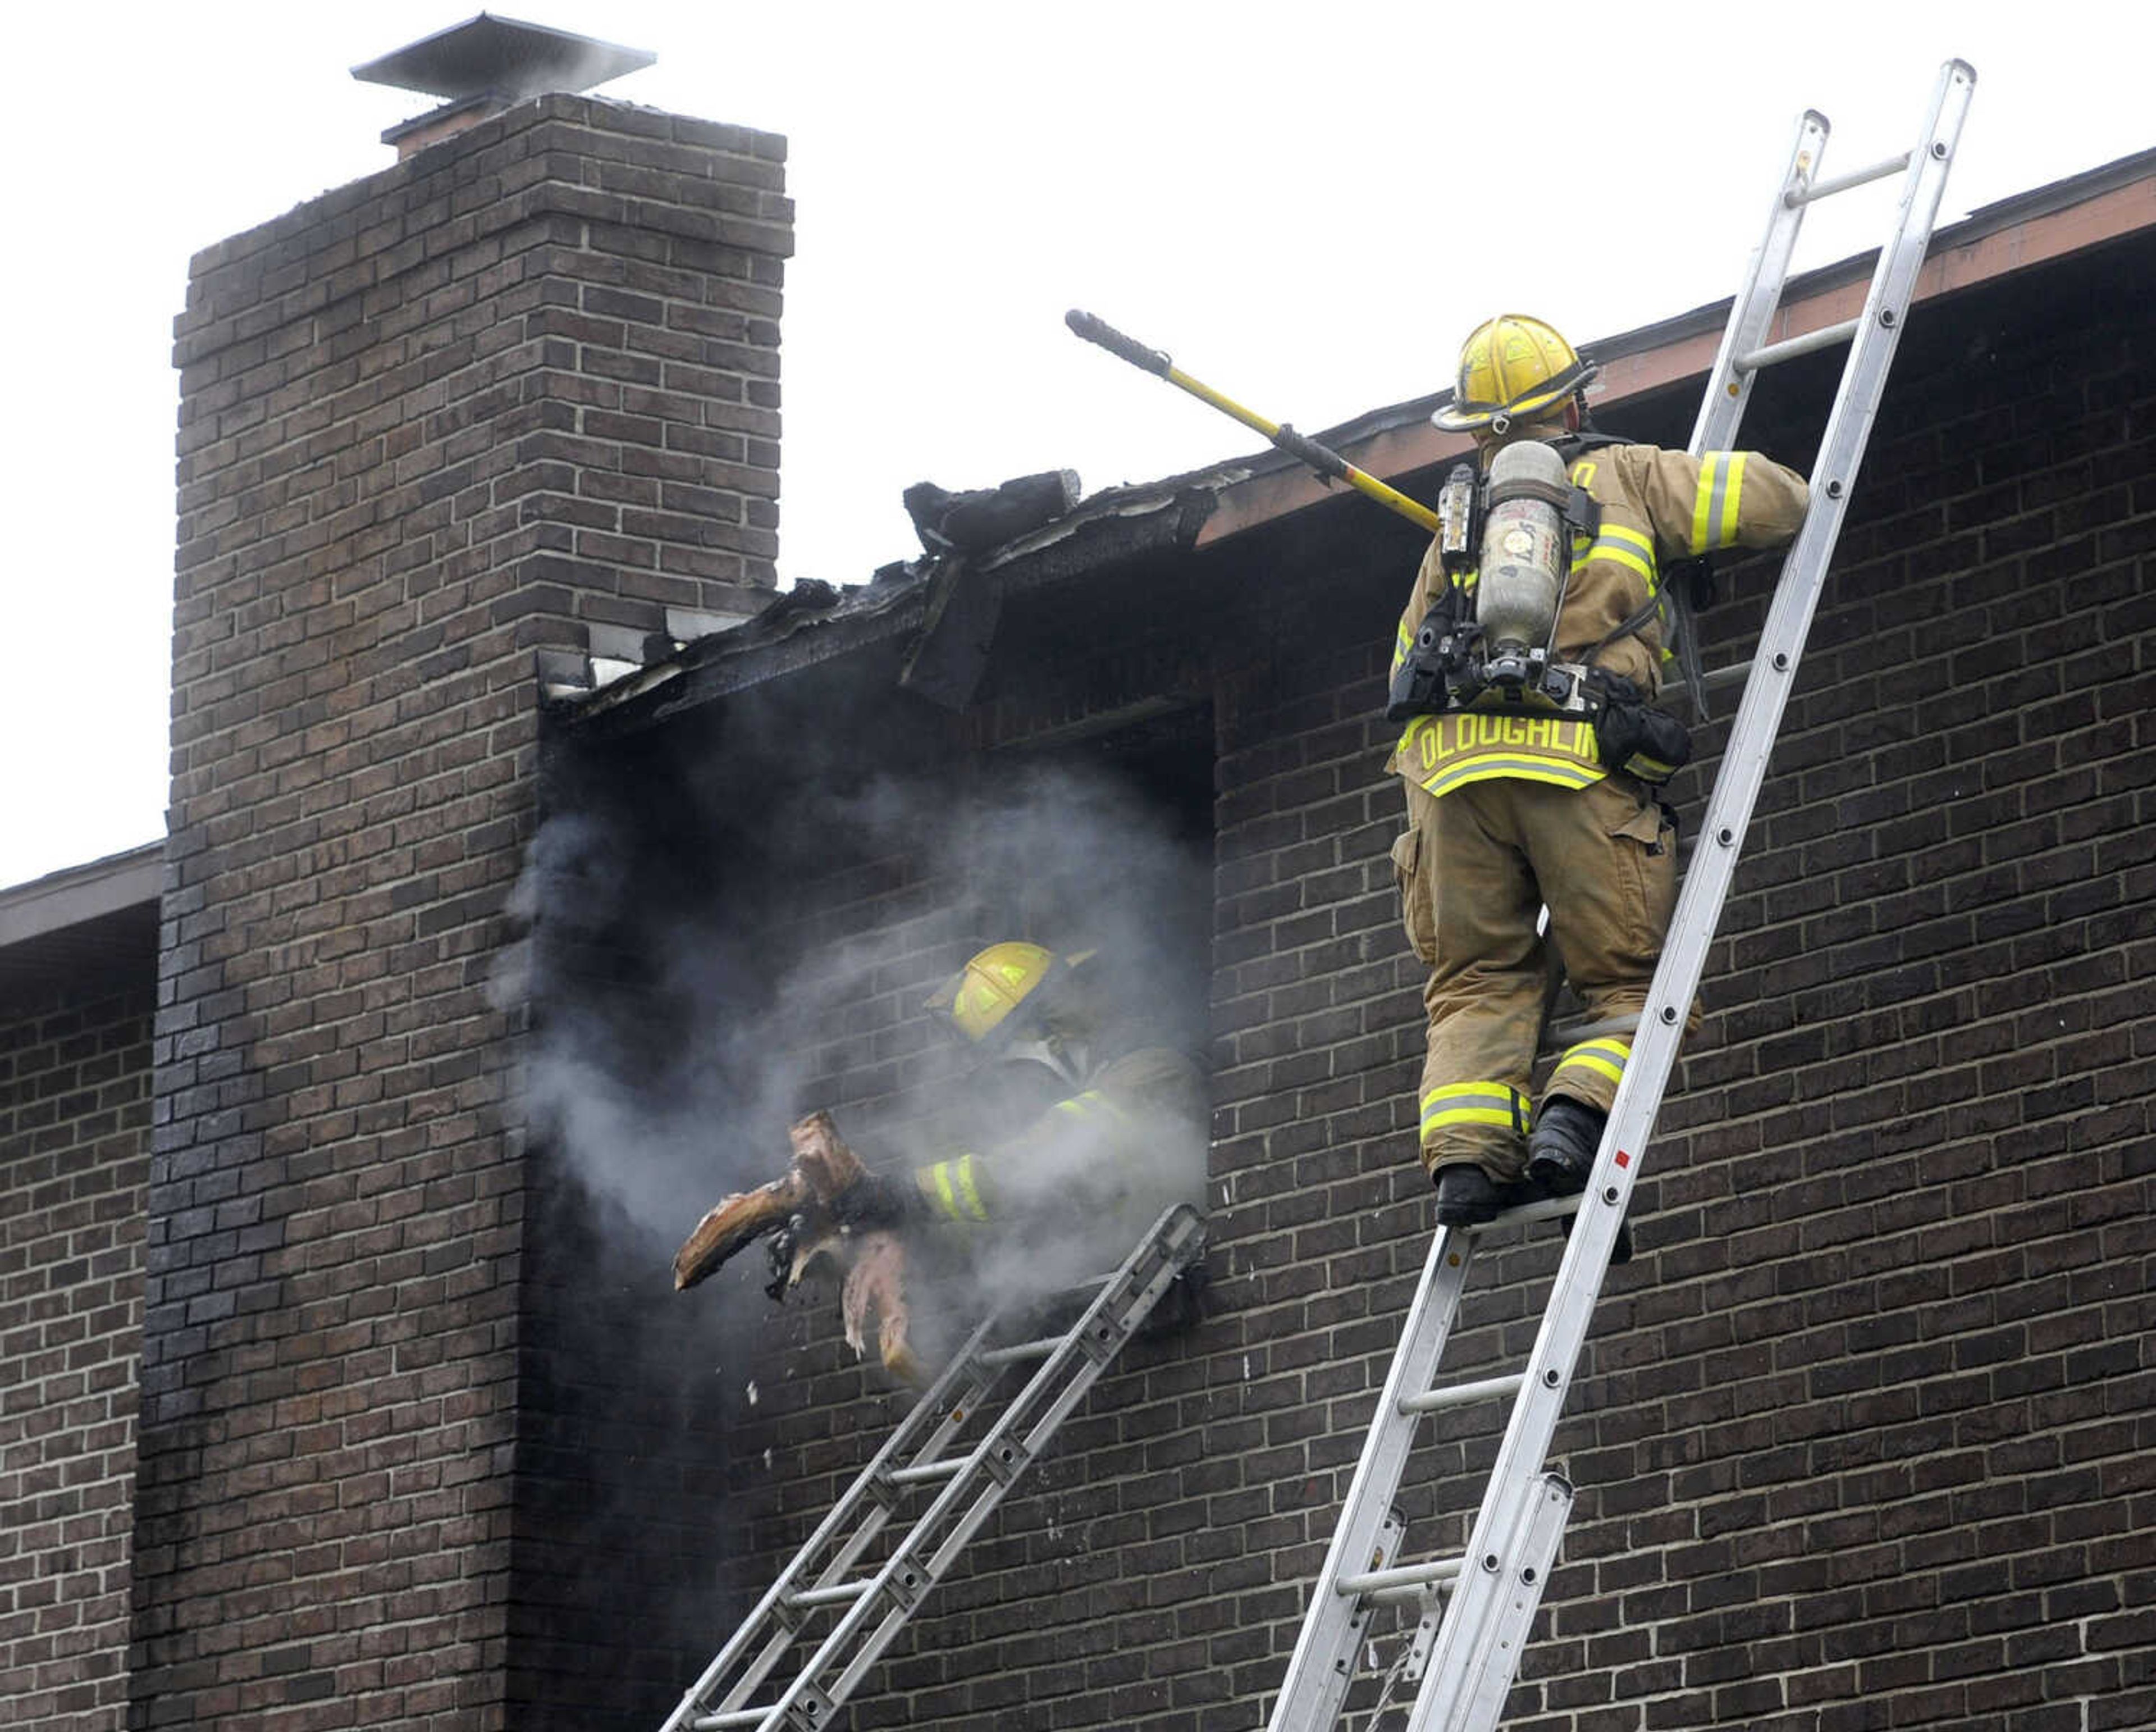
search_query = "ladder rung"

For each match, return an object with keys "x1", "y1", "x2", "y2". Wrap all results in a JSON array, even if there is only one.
[
  {"x1": 1541, "y1": 1011, "x2": 1640, "y2": 1051},
  {"x1": 979, "y1": 1336, "x2": 1061, "y2": 1366},
  {"x1": 1788, "y1": 148, "x2": 1912, "y2": 206},
  {"x1": 1447, "y1": 1192, "x2": 1582, "y2": 1234},
  {"x1": 784, "y1": 1579, "x2": 872, "y2": 1610},
  {"x1": 1400, "y1": 1372, "x2": 1525, "y2": 1417},
  {"x1": 693, "y1": 1711, "x2": 770, "y2": 1731},
  {"x1": 1657, "y1": 658, "x2": 1753, "y2": 712},
  {"x1": 1338, "y1": 1556, "x2": 1464, "y2": 1598},
  {"x1": 884, "y1": 1455, "x2": 969, "y2": 1486},
  {"x1": 1737, "y1": 316, "x2": 1860, "y2": 374}
]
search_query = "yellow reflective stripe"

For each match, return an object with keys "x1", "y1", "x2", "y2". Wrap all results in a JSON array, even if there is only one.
[
  {"x1": 1570, "y1": 459, "x2": 1598, "y2": 490},
  {"x1": 1575, "y1": 522, "x2": 1658, "y2": 594},
  {"x1": 1691, "y1": 454, "x2": 1720, "y2": 554},
  {"x1": 1418, "y1": 757, "x2": 1604, "y2": 797},
  {"x1": 1420, "y1": 1082, "x2": 1530, "y2": 1140},
  {"x1": 953, "y1": 1153, "x2": 988, "y2": 1221},
  {"x1": 920, "y1": 1154, "x2": 989, "y2": 1222},
  {"x1": 1393, "y1": 621, "x2": 1414, "y2": 677},
  {"x1": 1556, "y1": 1038, "x2": 1631, "y2": 1088},
  {"x1": 1691, "y1": 453, "x2": 1749, "y2": 554},
  {"x1": 1052, "y1": 1089, "x2": 1113, "y2": 1122}
]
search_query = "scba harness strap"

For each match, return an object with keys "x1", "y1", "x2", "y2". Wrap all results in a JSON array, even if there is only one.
[{"x1": 1384, "y1": 432, "x2": 1694, "y2": 787}]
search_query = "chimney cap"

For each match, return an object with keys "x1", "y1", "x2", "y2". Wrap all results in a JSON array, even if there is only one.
[{"x1": 353, "y1": 12, "x2": 654, "y2": 102}]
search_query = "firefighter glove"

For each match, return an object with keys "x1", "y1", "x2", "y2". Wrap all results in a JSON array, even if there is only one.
[
  {"x1": 830, "y1": 1173, "x2": 924, "y2": 1231},
  {"x1": 764, "y1": 1214, "x2": 805, "y2": 1301}
]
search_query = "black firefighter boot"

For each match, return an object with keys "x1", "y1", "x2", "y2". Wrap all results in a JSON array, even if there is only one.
[
  {"x1": 1433, "y1": 1163, "x2": 1534, "y2": 1228},
  {"x1": 1527, "y1": 1097, "x2": 1634, "y2": 1265}
]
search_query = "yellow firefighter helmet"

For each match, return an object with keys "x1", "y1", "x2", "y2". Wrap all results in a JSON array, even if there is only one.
[
  {"x1": 927, "y1": 942, "x2": 1094, "y2": 1043},
  {"x1": 1431, "y1": 314, "x2": 1598, "y2": 434}
]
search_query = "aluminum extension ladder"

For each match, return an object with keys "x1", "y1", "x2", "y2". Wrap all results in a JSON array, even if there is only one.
[
  {"x1": 660, "y1": 1202, "x2": 1208, "y2": 1732},
  {"x1": 1266, "y1": 61, "x2": 1976, "y2": 1732}
]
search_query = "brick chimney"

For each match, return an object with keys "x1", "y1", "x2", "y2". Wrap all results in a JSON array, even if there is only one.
[{"x1": 146, "y1": 53, "x2": 790, "y2": 1724}]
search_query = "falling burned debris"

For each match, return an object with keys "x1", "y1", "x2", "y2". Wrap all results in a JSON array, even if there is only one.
[
  {"x1": 897, "y1": 469, "x2": 1080, "y2": 710},
  {"x1": 671, "y1": 1168, "x2": 805, "y2": 1288},
  {"x1": 834, "y1": 1233, "x2": 921, "y2": 1388},
  {"x1": 672, "y1": 1110, "x2": 924, "y2": 1386},
  {"x1": 785, "y1": 1113, "x2": 923, "y2": 1385}
]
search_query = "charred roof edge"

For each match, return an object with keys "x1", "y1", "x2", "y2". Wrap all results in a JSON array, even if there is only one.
[{"x1": 560, "y1": 488, "x2": 1216, "y2": 737}]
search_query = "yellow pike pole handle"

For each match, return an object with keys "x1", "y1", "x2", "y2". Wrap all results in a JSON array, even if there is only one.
[{"x1": 1065, "y1": 309, "x2": 1442, "y2": 536}]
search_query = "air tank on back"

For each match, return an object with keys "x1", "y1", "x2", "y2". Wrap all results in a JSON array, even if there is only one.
[{"x1": 1473, "y1": 440, "x2": 1569, "y2": 676}]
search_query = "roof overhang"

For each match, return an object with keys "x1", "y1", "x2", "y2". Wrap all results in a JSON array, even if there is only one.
[
  {"x1": 1197, "y1": 145, "x2": 2156, "y2": 548},
  {"x1": 0, "y1": 842, "x2": 162, "y2": 1000},
  {"x1": 0, "y1": 844, "x2": 162, "y2": 948}
]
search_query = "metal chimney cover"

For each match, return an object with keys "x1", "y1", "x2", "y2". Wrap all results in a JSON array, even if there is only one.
[{"x1": 352, "y1": 12, "x2": 655, "y2": 102}]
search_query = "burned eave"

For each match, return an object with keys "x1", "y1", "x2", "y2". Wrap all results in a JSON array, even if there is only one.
[{"x1": 558, "y1": 480, "x2": 1223, "y2": 741}]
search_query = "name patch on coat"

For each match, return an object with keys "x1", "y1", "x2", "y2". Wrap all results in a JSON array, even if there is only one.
[{"x1": 1396, "y1": 712, "x2": 1605, "y2": 797}]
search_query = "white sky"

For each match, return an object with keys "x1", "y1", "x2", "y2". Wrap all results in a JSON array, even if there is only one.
[{"x1": 0, "y1": 2, "x2": 2144, "y2": 891}]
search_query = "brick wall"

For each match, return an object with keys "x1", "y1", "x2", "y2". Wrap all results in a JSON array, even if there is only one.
[
  {"x1": 0, "y1": 974, "x2": 153, "y2": 1731},
  {"x1": 148, "y1": 95, "x2": 788, "y2": 1728},
  {"x1": 642, "y1": 258, "x2": 2154, "y2": 1731}
]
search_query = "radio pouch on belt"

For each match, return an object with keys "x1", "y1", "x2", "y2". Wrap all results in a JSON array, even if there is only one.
[{"x1": 1587, "y1": 669, "x2": 1693, "y2": 785}]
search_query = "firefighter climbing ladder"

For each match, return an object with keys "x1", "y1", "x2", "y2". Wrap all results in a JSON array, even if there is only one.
[
  {"x1": 1266, "y1": 61, "x2": 1975, "y2": 1732},
  {"x1": 659, "y1": 1202, "x2": 1206, "y2": 1732}
]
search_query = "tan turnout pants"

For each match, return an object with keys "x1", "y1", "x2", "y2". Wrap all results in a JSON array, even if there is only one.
[{"x1": 1391, "y1": 772, "x2": 1684, "y2": 1183}]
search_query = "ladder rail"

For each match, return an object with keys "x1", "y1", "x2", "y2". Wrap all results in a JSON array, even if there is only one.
[
  {"x1": 668, "y1": 1203, "x2": 1205, "y2": 1732},
  {"x1": 1688, "y1": 107, "x2": 1831, "y2": 457},
  {"x1": 666, "y1": 1307, "x2": 1015, "y2": 1728},
  {"x1": 1403, "y1": 59, "x2": 1976, "y2": 1732},
  {"x1": 1263, "y1": 1225, "x2": 1481, "y2": 1732},
  {"x1": 1664, "y1": 106, "x2": 1828, "y2": 721}
]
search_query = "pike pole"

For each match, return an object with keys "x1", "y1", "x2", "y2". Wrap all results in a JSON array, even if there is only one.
[{"x1": 1064, "y1": 309, "x2": 1441, "y2": 536}]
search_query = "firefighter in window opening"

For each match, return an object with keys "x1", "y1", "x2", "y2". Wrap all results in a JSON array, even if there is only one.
[
  {"x1": 670, "y1": 942, "x2": 1209, "y2": 1381},
  {"x1": 1388, "y1": 313, "x2": 1809, "y2": 1248}
]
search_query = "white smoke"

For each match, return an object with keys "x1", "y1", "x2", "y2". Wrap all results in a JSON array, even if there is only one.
[{"x1": 509, "y1": 748, "x2": 1214, "y2": 1361}]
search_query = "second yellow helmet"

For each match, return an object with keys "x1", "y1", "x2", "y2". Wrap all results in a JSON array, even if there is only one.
[{"x1": 926, "y1": 942, "x2": 1093, "y2": 1044}]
